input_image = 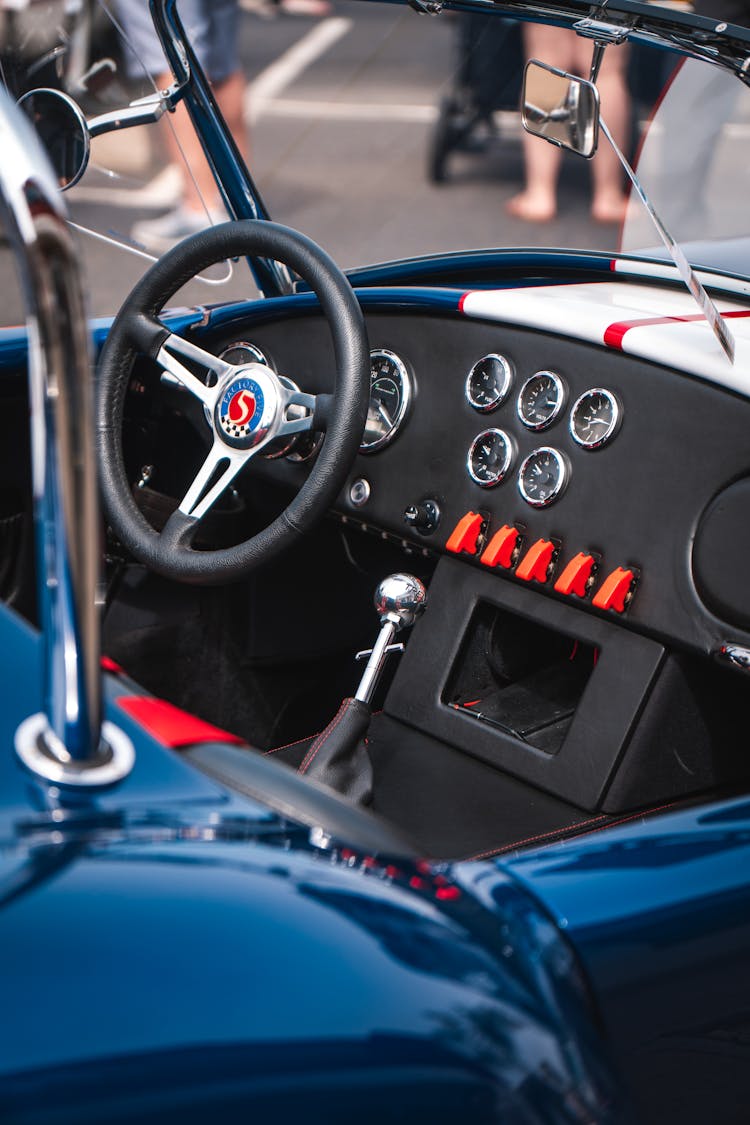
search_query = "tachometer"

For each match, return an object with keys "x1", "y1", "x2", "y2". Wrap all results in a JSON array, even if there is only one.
[
  {"x1": 517, "y1": 371, "x2": 566, "y2": 430},
  {"x1": 570, "y1": 387, "x2": 621, "y2": 449},
  {"x1": 361, "y1": 349, "x2": 412, "y2": 452},
  {"x1": 467, "y1": 428, "x2": 514, "y2": 488},
  {"x1": 465, "y1": 354, "x2": 513, "y2": 412},
  {"x1": 518, "y1": 447, "x2": 568, "y2": 507}
]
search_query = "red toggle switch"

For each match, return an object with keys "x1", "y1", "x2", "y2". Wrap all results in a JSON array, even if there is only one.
[
  {"x1": 446, "y1": 511, "x2": 485, "y2": 556},
  {"x1": 516, "y1": 538, "x2": 556, "y2": 584},
  {"x1": 554, "y1": 552, "x2": 597, "y2": 598},
  {"x1": 592, "y1": 566, "x2": 636, "y2": 613},
  {"x1": 480, "y1": 525, "x2": 521, "y2": 569}
]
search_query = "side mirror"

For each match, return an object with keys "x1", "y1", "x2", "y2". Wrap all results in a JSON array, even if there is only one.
[
  {"x1": 17, "y1": 88, "x2": 90, "y2": 190},
  {"x1": 521, "y1": 60, "x2": 600, "y2": 158}
]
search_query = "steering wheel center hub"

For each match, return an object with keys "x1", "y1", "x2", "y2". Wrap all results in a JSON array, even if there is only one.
[{"x1": 215, "y1": 365, "x2": 277, "y2": 450}]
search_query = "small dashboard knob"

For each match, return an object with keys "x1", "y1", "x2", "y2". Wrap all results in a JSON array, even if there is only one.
[
  {"x1": 374, "y1": 573, "x2": 427, "y2": 630},
  {"x1": 403, "y1": 499, "x2": 440, "y2": 535}
]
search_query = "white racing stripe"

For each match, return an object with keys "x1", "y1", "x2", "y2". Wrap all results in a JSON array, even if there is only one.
[{"x1": 245, "y1": 16, "x2": 352, "y2": 123}]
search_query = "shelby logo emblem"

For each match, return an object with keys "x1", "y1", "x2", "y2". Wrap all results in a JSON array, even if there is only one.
[{"x1": 218, "y1": 377, "x2": 265, "y2": 447}]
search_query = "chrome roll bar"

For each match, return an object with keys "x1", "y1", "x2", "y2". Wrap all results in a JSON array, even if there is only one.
[{"x1": 0, "y1": 90, "x2": 133, "y2": 786}]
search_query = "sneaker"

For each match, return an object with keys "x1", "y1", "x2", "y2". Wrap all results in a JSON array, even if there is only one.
[{"x1": 130, "y1": 205, "x2": 226, "y2": 255}]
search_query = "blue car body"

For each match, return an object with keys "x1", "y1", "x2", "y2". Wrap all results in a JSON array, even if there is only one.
[{"x1": 2, "y1": 0, "x2": 750, "y2": 1120}]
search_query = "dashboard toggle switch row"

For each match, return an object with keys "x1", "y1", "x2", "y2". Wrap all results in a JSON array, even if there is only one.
[{"x1": 444, "y1": 512, "x2": 638, "y2": 612}]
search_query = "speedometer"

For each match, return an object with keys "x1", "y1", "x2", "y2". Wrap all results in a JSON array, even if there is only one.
[{"x1": 360, "y1": 349, "x2": 412, "y2": 452}]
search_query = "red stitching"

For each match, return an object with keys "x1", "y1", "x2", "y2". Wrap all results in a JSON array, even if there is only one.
[
  {"x1": 263, "y1": 709, "x2": 381, "y2": 758},
  {"x1": 587, "y1": 800, "x2": 677, "y2": 834},
  {"x1": 299, "y1": 699, "x2": 350, "y2": 773},
  {"x1": 264, "y1": 732, "x2": 317, "y2": 756},
  {"x1": 468, "y1": 815, "x2": 608, "y2": 861},
  {"x1": 468, "y1": 800, "x2": 681, "y2": 862}
]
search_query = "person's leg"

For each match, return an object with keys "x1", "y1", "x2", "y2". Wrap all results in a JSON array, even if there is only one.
[
  {"x1": 506, "y1": 25, "x2": 575, "y2": 222},
  {"x1": 573, "y1": 37, "x2": 630, "y2": 223}
]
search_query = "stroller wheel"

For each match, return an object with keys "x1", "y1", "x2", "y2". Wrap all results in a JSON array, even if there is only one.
[{"x1": 428, "y1": 96, "x2": 463, "y2": 184}]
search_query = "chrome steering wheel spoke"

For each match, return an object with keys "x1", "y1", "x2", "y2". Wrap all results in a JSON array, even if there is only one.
[
  {"x1": 277, "y1": 385, "x2": 317, "y2": 438},
  {"x1": 156, "y1": 332, "x2": 235, "y2": 406},
  {"x1": 178, "y1": 438, "x2": 252, "y2": 522}
]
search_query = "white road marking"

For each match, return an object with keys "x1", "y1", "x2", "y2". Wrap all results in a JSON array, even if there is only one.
[
  {"x1": 261, "y1": 98, "x2": 436, "y2": 123},
  {"x1": 245, "y1": 16, "x2": 353, "y2": 124},
  {"x1": 69, "y1": 162, "x2": 182, "y2": 207}
]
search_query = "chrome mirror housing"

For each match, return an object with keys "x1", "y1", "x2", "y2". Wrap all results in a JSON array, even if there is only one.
[
  {"x1": 521, "y1": 59, "x2": 600, "y2": 158},
  {"x1": 17, "y1": 87, "x2": 91, "y2": 190}
]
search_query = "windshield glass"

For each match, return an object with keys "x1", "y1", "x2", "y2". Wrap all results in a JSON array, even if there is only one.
[
  {"x1": 621, "y1": 55, "x2": 750, "y2": 274},
  {"x1": 0, "y1": 0, "x2": 747, "y2": 325}
]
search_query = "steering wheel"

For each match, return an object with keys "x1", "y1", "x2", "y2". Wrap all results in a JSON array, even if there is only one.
[{"x1": 97, "y1": 220, "x2": 370, "y2": 585}]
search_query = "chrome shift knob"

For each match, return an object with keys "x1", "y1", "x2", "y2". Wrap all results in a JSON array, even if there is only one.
[{"x1": 374, "y1": 573, "x2": 427, "y2": 631}]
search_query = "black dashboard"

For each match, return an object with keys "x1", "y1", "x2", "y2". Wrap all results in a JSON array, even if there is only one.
[
  {"x1": 191, "y1": 306, "x2": 750, "y2": 660},
  {"x1": 121, "y1": 295, "x2": 750, "y2": 823}
]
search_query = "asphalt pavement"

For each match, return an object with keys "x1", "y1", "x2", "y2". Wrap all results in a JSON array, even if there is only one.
[{"x1": 53, "y1": 0, "x2": 619, "y2": 320}]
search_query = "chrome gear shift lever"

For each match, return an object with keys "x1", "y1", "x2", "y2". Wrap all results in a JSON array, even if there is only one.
[
  {"x1": 355, "y1": 574, "x2": 427, "y2": 704},
  {"x1": 298, "y1": 573, "x2": 426, "y2": 805}
]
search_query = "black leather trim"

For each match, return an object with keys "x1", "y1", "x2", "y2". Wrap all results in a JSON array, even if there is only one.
[{"x1": 185, "y1": 741, "x2": 418, "y2": 858}]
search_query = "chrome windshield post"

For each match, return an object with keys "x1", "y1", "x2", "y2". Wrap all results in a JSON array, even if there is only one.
[
  {"x1": 0, "y1": 91, "x2": 134, "y2": 787},
  {"x1": 149, "y1": 0, "x2": 293, "y2": 298}
]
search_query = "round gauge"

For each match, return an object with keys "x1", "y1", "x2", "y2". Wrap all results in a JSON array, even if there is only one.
[
  {"x1": 467, "y1": 428, "x2": 514, "y2": 488},
  {"x1": 360, "y1": 349, "x2": 412, "y2": 453},
  {"x1": 219, "y1": 341, "x2": 271, "y2": 370},
  {"x1": 518, "y1": 447, "x2": 569, "y2": 507},
  {"x1": 570, "y1": 387, "x2": 621, "y2": 449},
  {"x1": 517, "y1": 371, "x2": 566, "y2": 430},
  {"x1": 465, "y1": 354, "x2": 514, "y2": 412}
]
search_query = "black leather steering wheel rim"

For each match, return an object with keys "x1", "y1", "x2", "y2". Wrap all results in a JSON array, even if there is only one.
[{"x1": 97, "y1": 220, "x2": 369, "y2": 584}]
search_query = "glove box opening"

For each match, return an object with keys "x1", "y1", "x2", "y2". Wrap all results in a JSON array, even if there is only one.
[{"x1": 443, "y1": 602, "x2": 598, "y2": 755}]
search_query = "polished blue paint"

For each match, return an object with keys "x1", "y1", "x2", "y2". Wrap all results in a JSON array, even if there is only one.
[
  {"x1": 345, "y1": 248, "x2": 618, "y2": 289},
  {"x1": 0, "y1": 600, "x2": 625, "y2": 1121},
  {"x1": 503, "y1": 801, "x2": 750, "y2": 1119}
]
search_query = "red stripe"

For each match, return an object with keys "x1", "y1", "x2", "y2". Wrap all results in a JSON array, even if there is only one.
[
  {"x1": 604, "y1": 309, "x2": 750, "y2": 350},
  {"x1": 458, "y1": 291, "x2": 471, "y2": 312},
  {"x1": 117, "y1": 695, "x2": 245, "y2": 748}
]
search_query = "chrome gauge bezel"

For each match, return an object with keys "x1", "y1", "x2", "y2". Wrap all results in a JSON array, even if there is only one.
[
  {"x1": 569, "y1": 387, "x2": 621, "y2": 449},
  {"x1": 465, "y1": 353, "x2": 514, "y2": 413},
  {"x1": 360, "y1": 348, "x2": 413, "y2": 453},
  {"x1": 517, "y1": 370, "x2": 566, "y2": 431},
  {"x1": 467, "y1": 427, "x2": 515, "y2": 488},
  {"x1": 219, "y1": 341, "x2": 273, "y2": 370},
  {"x1": 518, "y1": 446, "x2": 569, "y2": 508}
]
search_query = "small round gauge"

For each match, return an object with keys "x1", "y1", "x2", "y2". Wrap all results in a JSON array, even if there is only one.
[
  {"x1": 518, "y1": 447, "x2": 569, "y2": 507},
  {"x1": 465, "y1": 354, "x2": 514, "y2": 412},
  {"x1": 517, "y1": 371, "x2": 566, "y2": 430},
  {"x1": 570, "y1": 387, "x2": 621, "y2": 449},
  {"x1": 219, "y1": 341, "x2": 271, "y2": 370},
  {"x1": 360, "y1": 349, "x2": 412, "y2": 453},
  {"x1": 467, "y1": 428, "x2": 514, "y2": 488}
]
